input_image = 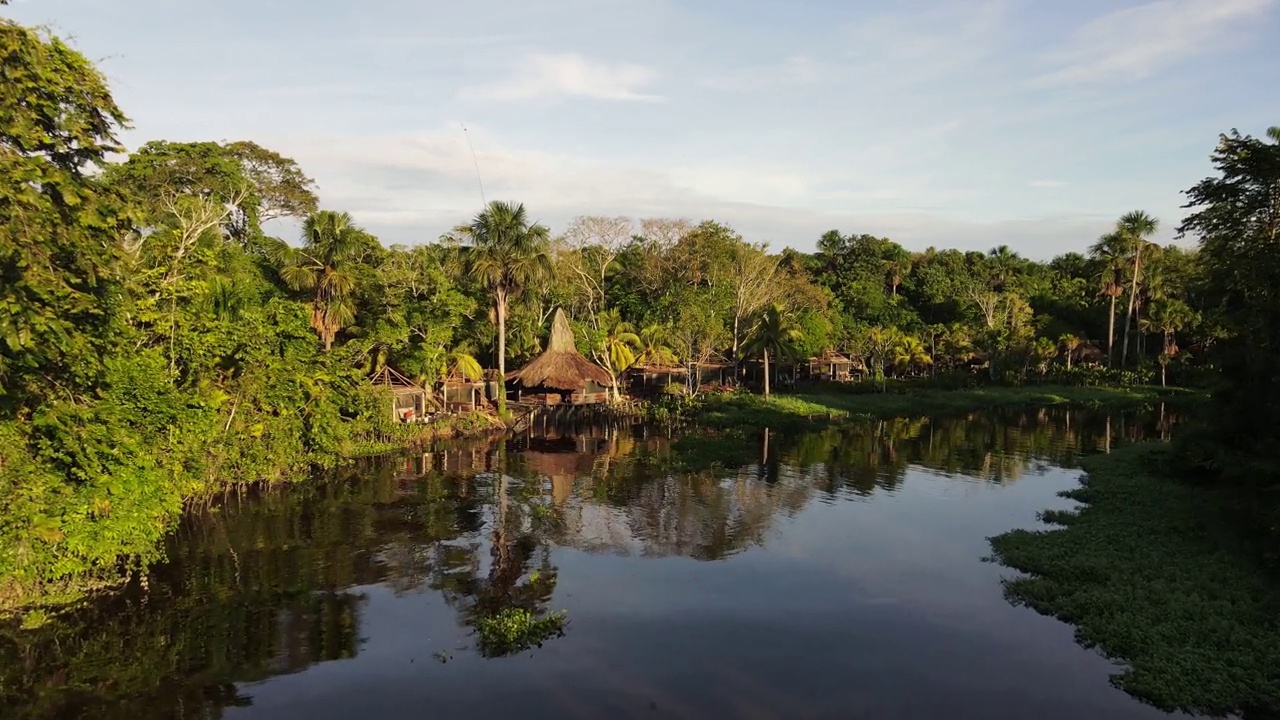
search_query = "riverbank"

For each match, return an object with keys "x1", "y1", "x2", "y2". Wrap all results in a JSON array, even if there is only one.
[
  {"x1": 0, "y1": 408, "x2": 505, "y2": 621},
  {"x1": 693, "y1": 384, "x2": 1198, "y2": 430},
  {"x1": 989, "y1": 444, "x2": 1280, "y2": 716}
]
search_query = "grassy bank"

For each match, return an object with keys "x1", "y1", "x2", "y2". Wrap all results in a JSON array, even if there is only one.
[
  {"x1": 990, "y1": 444, "x2": 1280, "y2": 716},
  {"x1": 695, "y1": 384, "x2": 1197, "y2": 430}
]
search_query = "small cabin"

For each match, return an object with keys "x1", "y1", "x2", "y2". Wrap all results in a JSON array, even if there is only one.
[
  {"x1": 807, "y1": 350, "x2": 864, "y2": 382},
  {"x1": 370, "y1": 367, "x2": 434, "y2": 423},
  {"x1": 692, "y1": 353, "x2": 734, "y2": 388},
  {"x1": 627, "y1": 363, "x2": 688, "y2": 395},
  {"x1": 439, "y1": 371, "x2": 486, "y2": 413}
]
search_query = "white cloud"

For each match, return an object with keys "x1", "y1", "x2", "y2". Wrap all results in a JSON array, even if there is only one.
[
  {"x1": 1029, "y1": 179, "x2": 1066, "y2": 189},
  {"x1": 256, "y1": 127, "x2": 1127, "y2": 257},
  {"x1": 1035, "y1": 0, "x2": 1274, "y2": 86},
  {"x1": 464, "y1": 52, "x2": 663, "y2": 102}
]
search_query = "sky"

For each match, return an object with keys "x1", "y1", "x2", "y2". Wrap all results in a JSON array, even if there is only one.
[{"x1": 6, "y1": 0, "x2": 1279, "y2": 256}]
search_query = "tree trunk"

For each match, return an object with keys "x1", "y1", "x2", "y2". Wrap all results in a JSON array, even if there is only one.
[
  {"x1": 495, "y1": 289, "x2": 507, "y2": 414},
  {"x1": 1121, "y1": 249, "x2": 1141, "y2": 367},
  {"x1": 1106, "y1": 295, "x2": 1117, "y2": 367},
  {"x1": 732, "y1": 314, "x2": 741, "y2": 362},
  {"x1": 1066, "y1": 347, "x2": 1073, "y2": 371},
  {"x1": 763, "y1": 348, "x2": 770, "y2": 397}
]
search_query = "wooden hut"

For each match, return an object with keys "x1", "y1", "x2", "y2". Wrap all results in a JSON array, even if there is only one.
[
  {"x1": 627, "y1": 362, "x2": 688, "y2": 395},
  {"x1": 1074, "y1": 344, "x2": 1106, "y2": 366},
  {"x1": 691, "y1": 352, "x2": 734, "y2": 388},
  {"x1": 808, "y1": 350, "x2": 863, "y2": 382},
  {"x1": 509, "y1": 309, "x2": 614, "y2": 405},
  {"x1": 370, "y1": 366, "x2": 434, "y2": 422},
  {"x1": 439, "y1": 369, "x2": 486, "y2": 412}
]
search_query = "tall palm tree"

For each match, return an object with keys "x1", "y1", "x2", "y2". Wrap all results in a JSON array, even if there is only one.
[
  {"x1": 1089, "y1": 232, "x2": 1127, "y2": 366},
  {"x1": 463, "y1": 201, "x2": 552, "y2": 407},
  {"x1": 743, "y1": 304, "x2": 801, "y2": 397},
  {"x1": 987, "y1": 245, "x2": 1021, "y2": 291},
  {"x1": 883, "y1": 256, "x2": 911, "y2": 297},
  {"x1": 1140, "y1": 298, "x2": 1196, "y2": 387},
  {"x1": 1116, "y1": 210, "x2": 1159, "y2": 367},
  {"x1": 275, "y1": 210, "x2": 376, "y2": 351},
  {"x1": 1058, "y1": 333, "x2": 1083, "y2": 371}
]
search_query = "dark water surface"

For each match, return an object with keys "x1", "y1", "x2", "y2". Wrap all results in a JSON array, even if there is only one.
[{"x1": 2, "y1": 407, "x2": 1185, "y2": 719}]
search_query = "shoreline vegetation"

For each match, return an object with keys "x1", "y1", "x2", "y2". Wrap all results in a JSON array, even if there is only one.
[
  {"x1": 681, "y1": 384, "x2": 1197, "y2": 431},
  {"x1": 990, "y1": 445, "x2": 1280, "y2": 717}
]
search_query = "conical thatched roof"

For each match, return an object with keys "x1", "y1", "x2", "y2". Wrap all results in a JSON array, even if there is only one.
[{"x1": 509, "y1": 309, "x2": 614, "y2": 390}]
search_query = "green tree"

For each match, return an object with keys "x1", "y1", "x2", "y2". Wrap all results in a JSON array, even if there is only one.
[
  {"x1": 0, "y1": 20, "x2": 129, "y2": 404},
  {"x1": 1058, "y1": 333, "x2": 1083, "y2": 371},
  {"x1": 447, "y1": 350, "x2": 484, "y2": 381},
  {"x1": 1029, "y1": 337, "x2": 1058, "y2": 379},
  {"x1": 1179, "y1": 126, "x2": 1280, "y2": 477},
  {"x1": 462, "y1": 201, "x2": 552, "y2": 411},
  {"x1": 1140, "y1": 299, "x2": 1195, "y2": 387},
  {"x1": 893, "y1": 334, "x2": 932, "y2": 377},
  {"x1": 637, "y1": 324, "x2": 679, "y2": 367},
  {"x1": 1090, "y1": 232, "x2": 1128, "y2": 366},
  {"x1": 274, "y1": 211, "x2": 378, "y2": 352},
  {"x1": 743, "y1": 304, "x2": 801, "y2": 397},
  {"x1": 1115, "y1": 211, "x2": 1160, "y2": 367},
  {"x1": 863, "y1": 326, "x2": 903, "y2": 392},
  {"x1": 592, "y1": 310, "x2": 641, "y2": 402}
]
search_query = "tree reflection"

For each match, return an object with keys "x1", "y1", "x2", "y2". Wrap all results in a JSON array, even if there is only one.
[{"x1": 0, "y1": 407, "x2": 1178, "y2": 718}]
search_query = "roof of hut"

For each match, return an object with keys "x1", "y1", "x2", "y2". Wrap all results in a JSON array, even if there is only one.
[
  {"x1": 370, "y1": 366, "x2": 426, "y2": 395},
  {"x1": 696, "y1": 351, "x2": 733, "y2": 368},
  {"x1": 508, "y1": 309, "x2": 614, "y2": 391},
  {"x1": 811, "y1": 349, "x2": 853, "y2": 363}
]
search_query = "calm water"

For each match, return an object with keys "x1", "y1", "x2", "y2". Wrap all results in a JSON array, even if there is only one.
[{"x1": 1, "y1": 407, "x2": 1185, "y2": 719}]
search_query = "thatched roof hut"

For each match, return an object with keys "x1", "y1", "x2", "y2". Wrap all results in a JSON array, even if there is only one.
[{"x1": 509, "y1": 309, "x2": 613, "y2": 404}]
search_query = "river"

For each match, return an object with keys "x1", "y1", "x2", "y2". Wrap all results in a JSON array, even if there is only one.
[{"x1": 0, "y1": 406, "x2": 1183, "y2": 719}]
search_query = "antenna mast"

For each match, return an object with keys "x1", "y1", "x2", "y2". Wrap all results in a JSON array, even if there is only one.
[{"x1": 460, "y1": 123, "x2": 487, "y2": 207}]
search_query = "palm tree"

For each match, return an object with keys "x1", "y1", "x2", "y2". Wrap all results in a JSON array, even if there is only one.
[
  {"x1": 743, "y1": 304, "x2": 801, "y2": 397},
  {"x1": 923, "y1": 324, "x2": 945, "y2": 376},
  {"x1": 1058, "y1": 333, "x2": 1083, "y2": 371},
  {"x1": 275, "y1": 210, "x2": 376, "y2": 351},
  {"x1": 987, "y1": 245, "x2": 1021, "y2": 291},
  {"x1": 595, "y1": 310, "x2": 641, "y2": 402},
  {"x1": 1116, "y1": 210, "x2": 1159, "y2": 367},
  {"x1": 1090, "y1": 232, "x2": 1127, "y2": 366},
  {"x1": 636, "y1": 324, "x2": 679, "y2": 367},
  {"x1": 864, "y1": 326, "x2": 904, "y2": 393},
  {"x1": 1140, "y1": 299, "x2": 1196, "y2": 387},
  {"x1": 892, "y1": 334, "x2": 932, "y2": 377},
  {"x1": 463, "y1": 201, "x2": 552, "y2": 409},
  {"x1": 447, "y1": 350, "x2": 484, "y2": 381},
  {"x1": 939, "y1": 323, "x2": 973, "y2": 372},
  {"x1": 883, "y1": 256, "x2": 911, "y2": 297},
  {"x1": 1030, "y1": 337, "x2": 1057, "y2": 379}
]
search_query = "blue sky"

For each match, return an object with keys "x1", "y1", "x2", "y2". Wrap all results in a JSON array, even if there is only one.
[{"x1": 7, "y1": 0, "x2": 1279, "y2": 256}]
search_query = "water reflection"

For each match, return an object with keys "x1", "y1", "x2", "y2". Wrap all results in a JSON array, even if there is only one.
[{"x1": 0, "y1": 406, "x2": 1180, "y2": 719}]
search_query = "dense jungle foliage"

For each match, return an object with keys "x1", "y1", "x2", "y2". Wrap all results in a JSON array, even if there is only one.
[{"x1": 1, "y1": 16, "x2": 1277, "y2": 610}]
